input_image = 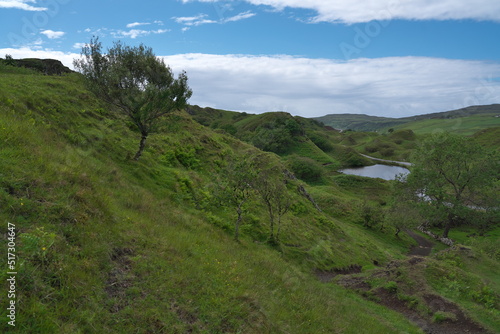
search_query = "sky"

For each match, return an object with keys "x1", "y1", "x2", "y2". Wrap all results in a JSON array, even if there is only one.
[{"x1": 1, "y1": 0, "x2": 500, "y2": 118}]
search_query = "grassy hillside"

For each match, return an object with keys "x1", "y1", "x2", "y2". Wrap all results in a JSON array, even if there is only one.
[
  {"x1": 0, "y1": 64, "x2": 425, "y2": 333},
  {"x1": 315, "y1": 105, "x2": 500, "y2": 133},
  {"x1": 1, "y1": 64, "x2": 498, "y2": 333},
  {"x1": 187, "y1": 105, "x2": 373, "y2": 171},
  {"x1": 386, "y1": 114, "x2": 500, "y2": 136},
  {"x1": 312, "y1": 114, "x2": 407, "y2": 132}
]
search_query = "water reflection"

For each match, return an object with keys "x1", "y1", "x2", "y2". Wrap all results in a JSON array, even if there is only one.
[{"x1": 339, "y1": 164, "x2": 410, "y2": 181}]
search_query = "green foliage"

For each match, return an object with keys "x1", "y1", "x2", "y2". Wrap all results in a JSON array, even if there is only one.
[
  {"x1": 358, "y1": 202, "x2": 384, "y2": 229},
  {"x1": 288, "y1": 155, "x2": 323, "y2": 182},
  {"x1": 74, "y1": 37, "x2": 192, "y2": 160},
  {"x1": 308, "y1": 132, "x2": 334, "y2": 152},
  {"x1": 384, "y1": 281, "x2": 398, "y2": 293},
  {"x1": 252, "y1": 124, "x2": 294, "y2": 153},
  {"x1": 4, "y1": 54, "x2": 14, "y2": 66},
  {"x1": 404, "y1": 132, "x2": 500, "y2": 237},
  {"x1": 19, "y1": 227, "x2": 57, "y2": 265},
  {"x1": 432, "y1": 311, "x2": 457, "y2": 323},
  {"x1": 163, "y1": 146, "x2": 201, "y2": 169},
  {"x1": 470, "y1": 285, "x2": 498, "y2": 309},
  {"x1": 220, "y1": 123, "x2": 237, "y2": 135}
]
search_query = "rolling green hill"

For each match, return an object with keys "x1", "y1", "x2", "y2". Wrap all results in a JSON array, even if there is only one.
[
  {"x1": 0, "y1": 62, "x2": 421, "y2": 333},
  {"x1": 315, "y1": 105, "x2": 500, "y2": 133},
  {"x1": 0, "y1": 62, "x2": 498, "y2": 333}
]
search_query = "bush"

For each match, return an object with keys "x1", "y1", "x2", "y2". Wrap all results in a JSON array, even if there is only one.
[
  {"x1": 309, "y1": 133, "x2": 333, "y2": 152},
  {"x1": 384, "y1": 281, "x2": 398, "y2": 293},
  {"x1": 432, "y1": 311, "x2": 457, "y2": 323},
  {"x1": 288, "y1": 156, "x2": 323, "y2": 182}
]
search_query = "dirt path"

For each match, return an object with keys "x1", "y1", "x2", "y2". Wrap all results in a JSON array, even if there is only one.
[
  {"x1": 328, "y1": 230, "x2": 490, "y2": 333},
  {"x1": 360, "y1": 153, "x2": 413, "y2": 167},
  {"x1": 407, "y1": 229, "x2": 435, "y2": 256}
]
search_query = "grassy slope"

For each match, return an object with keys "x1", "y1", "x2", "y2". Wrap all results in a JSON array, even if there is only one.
[
  {"x1": 0, "y1": 66, "x2": 424, "y2": 333},
  {"x1": 313, "y1": 114, "x2": 407, "y2": 132},
  {"x1": 385, "y1": 114, "x2": 500, "y2": 136},
  {"x1": 314, "y1": 105, "x2": 500, "y2": 133}
]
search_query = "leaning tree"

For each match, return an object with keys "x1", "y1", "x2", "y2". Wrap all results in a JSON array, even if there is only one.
[{"x1": 74, "y1": 37, "x2": 192, "y2": 160}]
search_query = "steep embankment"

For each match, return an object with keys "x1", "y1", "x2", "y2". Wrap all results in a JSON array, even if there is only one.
[{"x1": 0, "y1": 65, "x2": 424, "y2": 332}]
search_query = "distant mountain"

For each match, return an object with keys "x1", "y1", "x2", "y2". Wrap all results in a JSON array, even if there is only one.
[{"x1": 314, "y1": 104, "x2": 500, "y2": 132}]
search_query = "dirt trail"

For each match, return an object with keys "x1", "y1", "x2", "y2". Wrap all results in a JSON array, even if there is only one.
[
  {"x1": 407, "y1": 229, "x2": 435, "y2": 256},
  {"x1": 328, "y1": 231, "x2": 490, "y2": 333}
]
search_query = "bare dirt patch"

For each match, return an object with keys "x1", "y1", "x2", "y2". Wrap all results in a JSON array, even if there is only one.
[
  {"x1": 407, "y1": 230, "x2": 435, "y2": 256},
  {"x1": 314, "y1": 264, "x2": 362, "y2": 283},
  {"x1": 328, "y1": 230, "x2": 490, "y2": 333},
  {"x1": 105, "y1": 247, "x2": 136, "y2": 313}
]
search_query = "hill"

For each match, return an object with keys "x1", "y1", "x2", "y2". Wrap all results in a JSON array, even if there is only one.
[
  {"x1": 315, "y1": 104, "x2": 500, "y2": 133},
  {"x1": 0, "y1": 57, "x2": 73, "y2": 75},
  {"x1": 1, "y1": 63, "x2": 498, "y2": 333}
]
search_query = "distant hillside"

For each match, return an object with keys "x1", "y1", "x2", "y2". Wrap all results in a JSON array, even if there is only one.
[
  {"x1": 315, "y1": 104, "x2": 500, "y2": 132},
  {"x1": 312, "y1": 114, "x2": 407, "y2": 132},
  {"x1": 187, "y1": 105, "x2": 373, "y2": 168}
]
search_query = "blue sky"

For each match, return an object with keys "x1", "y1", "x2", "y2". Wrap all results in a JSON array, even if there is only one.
[{"x1": 1, "y1": 0, "x2": 500, "y2": 117}]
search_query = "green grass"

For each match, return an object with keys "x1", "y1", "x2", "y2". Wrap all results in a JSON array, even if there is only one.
[
  {"x1": 386, "y1": 114, "x2": 500, "y2": 136},
  {"x1": 0, "y1": 66, "x2": 427, "y2": 333},
  {"x1": 1, "y1": 65, "x2": 498, "y2": 333}
]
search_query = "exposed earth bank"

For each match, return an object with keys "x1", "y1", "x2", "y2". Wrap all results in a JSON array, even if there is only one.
[{"x1": 320, "y1": 230, "x2": 490, "y2": 333}]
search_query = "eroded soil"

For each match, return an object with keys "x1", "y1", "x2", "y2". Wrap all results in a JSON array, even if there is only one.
[{"x1": 321, "y1": 231, "x2": 489, "y2": 333}]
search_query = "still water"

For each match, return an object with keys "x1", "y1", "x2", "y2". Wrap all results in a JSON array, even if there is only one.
[{"x1": 339, "y1": 164, "x2": 410, "y2": 181}]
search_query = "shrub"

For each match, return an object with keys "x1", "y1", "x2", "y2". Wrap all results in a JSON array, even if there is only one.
[
  {"x1": 384, "y1": 281, "x2": 398, "y2": 293},
  {"x1": 288, "y1": 156, "x2": 323, "y2": 182},
  {"x1": 309, "y1": 133, "x2": 333, "y2": 152},
  {"x1": 432, "y1": 311, "x2": 457, "y2": 323}
]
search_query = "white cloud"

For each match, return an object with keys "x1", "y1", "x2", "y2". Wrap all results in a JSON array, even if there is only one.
[
  {"x1": 2, "y1": 47, "x2": 499, "y2": 118},
  {"x1": 224, "y1": 11, "x2": 256, "y2": 22},
  {"x1": 173, "y1": 14, "x2": 217, "y2": 26},
  {"x1": 126, "y1": 22, "x2": 151, "y2": 28},
  {"x1": 72, "y1": 42, "x2": 86, "y2": 50},
  {"x1": 111, "y1": 29, "x2": 169, "y2": 39},
  {"x1": 0, "y1": 0, "x2": 47, "y2": 11},
  {"x1": 185, "y1": 0, "x2": 500, "y2": 23},
  {"x1": 126, "y1": 21, "x2": 163, "y2": 28},
  {"x1": 40, "y1": 30, "x2": 65, "y2": 39},
  {"x1": 161, "y1": 54, "x2": 500, "y2": 117},
  {"x1": 173, "y1": 11, "x2": 255, "y2": 27}
]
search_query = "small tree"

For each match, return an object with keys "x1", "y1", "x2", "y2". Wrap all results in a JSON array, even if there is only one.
[
  {"x1": 4, "y1": 54, "x2": 15, "y2": 66},
  {"x1": 217, "y1": 156, "x2": 256, "y2": 241},
  {"x1": 387, "y1": 175, "x2": 424, "y2": 236},
  {"x1": 74, "y1": 37, "x2": 192, "y2": 160},
  {"x1": 358, "y1": 201, "x2": 384, "y2": 229},
  {"x1": 404, "y1": 132, "x2": 499, "y2": 238},
  {"x1": 253, "y1": 167, "x2": 291, "y2": 244}
]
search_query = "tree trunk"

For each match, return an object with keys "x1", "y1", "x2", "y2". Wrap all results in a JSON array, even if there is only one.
[
  {"x1": 276, "y1": 215, "x2": 282, "y2": 241},
  {"x1": 443, "y1": 214, "x2": 453, "y2": 238},
  {"x1": 269, "y1": 210, "x2": 275, "y2": 242},
  {"x1": 133, "y1": 133, "x2": 148, "y2": 161}
]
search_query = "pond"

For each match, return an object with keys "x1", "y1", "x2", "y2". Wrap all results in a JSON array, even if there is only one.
[{"x1": 339, "y1": 164, "x2": 410, "y2": 181}]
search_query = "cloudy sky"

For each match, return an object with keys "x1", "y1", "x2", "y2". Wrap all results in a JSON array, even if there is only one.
[{"x1": 1, "y1": 0, "x2": 500, "y2": 117}]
